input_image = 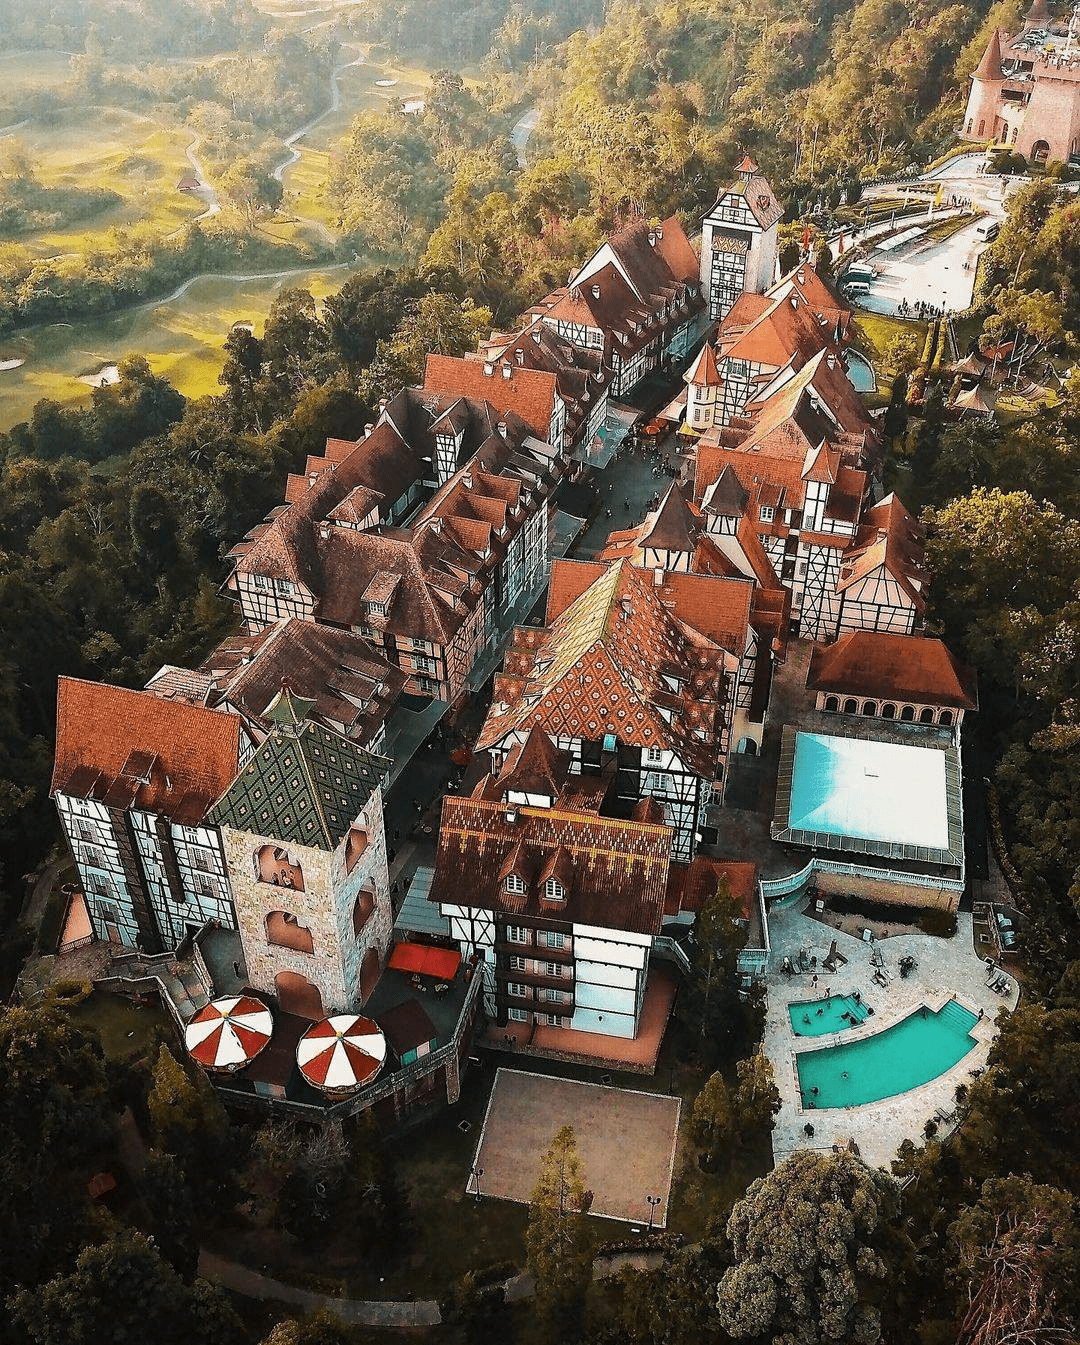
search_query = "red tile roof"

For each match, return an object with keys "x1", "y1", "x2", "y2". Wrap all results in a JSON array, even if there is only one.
[
  {"x1": 52, "y1": 677, "x2": 242, "y2": 823},
  {"x1": 423, "y1": 354, "x2": 557, "y2": 442},
  {"x1": 665, "y1": 857, "x2": 758, "y2": 919},
  {"x1": 429, "y1": 795, "x2": 673, "y2": 934},
  {"x1": 806, "y1": 632, "x2": 976, "y2": 709}
]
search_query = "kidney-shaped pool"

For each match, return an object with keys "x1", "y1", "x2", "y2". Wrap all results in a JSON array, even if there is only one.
[{"x1": 797, "y1": 999, "x2": 979, "y2": 1108}]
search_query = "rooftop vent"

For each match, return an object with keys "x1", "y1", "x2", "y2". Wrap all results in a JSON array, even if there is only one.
[
  {"x1": 515, "y1": 348, "x2": 525, "y2": 365},
  {"x1": 483, "y1": 362, "x2": 494, "y2": 375},
  {"x1": 502, "y1": 363, "x2": 512, "y2": 378},
  {"x1": 591, "y1": 285, "x2": 601, "y2": 299}
]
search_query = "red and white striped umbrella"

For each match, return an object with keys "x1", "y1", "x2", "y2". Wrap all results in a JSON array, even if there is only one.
[
  {"x1": 185, "y1": 995, "x2": 273, "y2": 1072},
  {"x1": 296, "y1": 1014, "x2": 386, "y2": 1093}
]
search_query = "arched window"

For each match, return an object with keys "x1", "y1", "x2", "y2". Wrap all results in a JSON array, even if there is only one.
[
  {"x1": 360, "y1": 947, "x2": 380, "y2": 1004},
  {"x1": 265, "y1": 910, "x2": 314, "y2": 955},
  {"x1": 939, "y1": 710, "x2": 954, "y2": 726},
  {"x1": 919, "y1": 707, "x2": 935, "y2": 724},
  {"x1": 255, "y1": 844, "x2": 305, "y2": 892},
  {"x1": 352, "y1": 889, "x2": 375, "y2": 938},
  {"x1": 824, "y1": 696, "x2": 839, "y2": 713},
  {"x1": 345, "y1": 828, "x2": 369, "y2": 875},
  {"x1": 881, "y1": 703, "x2": 897, "y2": 720},
  {"x1": 843, "y1": 698, "x2": 858, "y2": 715},
  {"x1": 1031, "y1": 139, "x2": 1050, "y2": 164},
  {"x1": 900, "y1": 705, "x2": 916, "y2": 722},
  {"x1": 275, "y1": 971, "x2": 323, "y2": 1020},
  {"x1": 862, "y1": 701, "x2": 877, "y2": 717}
]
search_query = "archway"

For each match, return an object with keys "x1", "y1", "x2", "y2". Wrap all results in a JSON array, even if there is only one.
[
  {"x1": 255, "y1": 844, "x2": 304, "y2": 892},
  {"x1": 862, "y1": 701, "x2": 877, "y2": 717},
  {"x1": 939, "y1": 710, "x2": 954, "y2": 727},
  {"x1": 881, "y1": 703, "x2": 897, "y2": 720},
  {"x1": 360, "y1": 947, "x2": 381, "y2": 1004},
  {"x1": 1031, "y1": 139, "x2": 1050, "y2": 164},
  {"x1": 919, "y1": 707, "x2": 935, "y2": 724},
  {"x1": 352, "y1": 889, "x2": 376, "y2": 937},
  {"x1": 823, "y1": 696, "x2": 839, "y2": 713},
  {"x1": 736, "y1": 737, "x2": 758, "y2": 755},
  {"x1": 265, "y1": 910, "x2": 314, "y2": 955},
  {"x1": 900, "y1": 704, "x2": 916, "y2": 722},
  {"x1": 843, "y1": 698, "x2": 858, "y2": 715},
  {"x1": 275, "y1": 971, "x2": 323, "y2": 1020}
]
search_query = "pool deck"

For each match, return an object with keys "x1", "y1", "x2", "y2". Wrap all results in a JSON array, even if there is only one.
[{"x1": 764, "y1": 900, "x2": 1018, "y2": 1171}]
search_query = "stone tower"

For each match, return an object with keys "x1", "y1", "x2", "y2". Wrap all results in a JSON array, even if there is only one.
[
  {"x1": 208, "y1": 687, "x2": 394, "y2": 1020},
  {"x1": 699, "y1": 154, "x2": 783, "y2": 323}
]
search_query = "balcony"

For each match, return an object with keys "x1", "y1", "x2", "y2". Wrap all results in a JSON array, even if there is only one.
[{"x1": 495, "y1": 937, "x2": 573, "y2": 962}]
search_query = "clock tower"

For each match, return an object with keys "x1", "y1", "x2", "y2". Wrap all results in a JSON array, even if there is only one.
[{"x1": 700, "y1": 155, "x2": 783, "y2": 323}]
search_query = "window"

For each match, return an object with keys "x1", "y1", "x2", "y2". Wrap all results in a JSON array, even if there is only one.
[
  {"x1": 843, "y1": 698, "x2": 858, "y2": 715},
  {"x1": 506, "y1": 982, "x2": 528, "y2": 998},
  {"x1": 505, "y1": 874, "x2": 526, "y2": 895},
  {"x1": 824, "y1": 696, "x2": 839, "y2": 713},
  {"x1": 543, "y1": 988, "x2": 564, "y2": 1003},
  {"x1": 546, "y1": 1014, "x2": 561, "y2": 1025},
  {"x1": 939, "y1": 710, "x2": 954, "y2": 727},
  {"x1": 509, "y1": 955, "x2": 526, "y2": 972},
  {"x1": 881, "y1": 703, "x2": 897, "y2": 720},
  {"x1": 646, "y1": 745, "x2": 664, "y2": 763},
  {"x1": 759, "y1": 506, "x2": 775, "y2": 523},
  {"x1": 508, "y1": 1007, "x2": 528, "y2": 1022},
  {"x1": 543, "y1": 932, "x2": 564, "y2": 950},
  {"x1": 900, "y1": 704, "x2": 916, "y2": 722},
  {"x1": 862, "y1": 701, "x2": 877, "y2": 717},
  {"x1": 506, "y1": 925, "x2": 528, "y2": 943},
  {"x1": 546, "y1": 962, "x2": 561, "y2": 977},
  {"x1": 265, "y1": 910, "x2": 314, "y2": 955},
  {"x1": 919, "y1": 707, "x2": 935, "y2": 724},
  {"x1": 352, "y1": 889, "x2": 375, "y2": 938},
  {"x1": 544, "y1": 878, "x2": 564, "y2": 901},
  {"x1": 602, "y1": 732, "x2": 617, "y2": 753}
]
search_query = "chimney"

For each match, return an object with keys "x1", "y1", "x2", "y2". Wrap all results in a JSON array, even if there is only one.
[
  {"x1": 378, "y1": 397, "x2": 388, "y2": 413},
  {"x1": 363, "y1": 423, "x2": 374, "y2": 437},
  {"x1": 790, "y1": 297, "x2": 798, "y2": 309},
  {"x1": 483, "y1": 361, "x2": 494, "y2": 375},
  {"x1": 591, "y1": 284, "x2": 601, "y2": 299},
  {"x1": 505, "y1": 806, "x2": 518, "y2": 824},
  {"x1": 515, "y1": 348, "x2": 525, "y2": 365},
  {"x1": 797, "y1": 269, "x2": 806, "y2": 284},
  {"x1": 653, "y1": 568, "x2": 664, "y2": 586},
  {"x1": 463, "y1": 473, "x2": 473, "y2": 489},
  {"x1": 497, "y1": 421, "x2": 507, "y2": 436},
  {"x1": 648, "y1": 230, "x2": 656, "y2": 246},
  {"x1": 826, "y1": 353, "x2": 836, "y2": 369},
  {"x1": 502, "y1": 363, "x2": 512, "y2": 379},
  {"x1": 532, "y1": 327, "x2": 542, "y2": 344},
  {"x1": 656, "y1": 226, "x2": 663, "y2": 240},
  {"x1": 620, "y1": 595, "x2": 632, "y2": 617}
]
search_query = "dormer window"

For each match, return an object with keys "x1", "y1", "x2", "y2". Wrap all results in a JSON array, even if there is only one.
[
  {"x1": 367, "y1": 601, "x2": 386, "y2": 616},
  {"x1": 506, "y1": 873, "x2": 526, "y2": 895},
  {"x1": 544, "y1": 878, "x2": 564, "y2": 901},
  {"x1": 760, "y1": 505, "x2": 775, "y2": 522}
]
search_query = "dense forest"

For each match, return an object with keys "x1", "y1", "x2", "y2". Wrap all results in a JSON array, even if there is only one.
[{"x1": 1, "y1": 0, "x2": 1079, "y2": 1341}]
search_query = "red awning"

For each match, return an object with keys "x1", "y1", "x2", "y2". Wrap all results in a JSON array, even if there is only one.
[{"x1": 388, "y1": 943, "x2": 461, "y2": 980}]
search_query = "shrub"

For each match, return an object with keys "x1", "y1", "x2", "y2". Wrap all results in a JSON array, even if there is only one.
[{"x1": 49, "y1": 977, "x2": 93, "y2": 1005}]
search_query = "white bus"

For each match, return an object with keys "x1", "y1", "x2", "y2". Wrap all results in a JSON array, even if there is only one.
[{"x1": 975, "y1": 219, "x2": 1000, "y2": 242}]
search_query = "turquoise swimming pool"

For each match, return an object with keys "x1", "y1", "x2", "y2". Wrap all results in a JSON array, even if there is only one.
[
  {"x1": 789, "y1": 993, "x2": 871, "y2": 1036},
  {"x1": 797, "y1": 1000, "x2": 979, "y2": 1108}
]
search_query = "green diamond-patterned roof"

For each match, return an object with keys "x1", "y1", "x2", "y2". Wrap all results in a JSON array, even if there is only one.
[{"x1": 208, "y1": 720, "x2": 388, "y2": 850}]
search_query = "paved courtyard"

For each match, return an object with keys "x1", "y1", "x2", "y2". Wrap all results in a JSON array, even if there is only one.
[
  {"x1": 468, "y1": 1069, "x2": 681, "y2": 1226},
  {"x1": 764, "y1": 900, "x2": 1018, "y2": 1170}
]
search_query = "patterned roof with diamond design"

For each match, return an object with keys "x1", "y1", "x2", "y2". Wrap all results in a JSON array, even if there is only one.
[
  {"x1": 477, "y1": 560, "x2": 728, "y2": 777},
  {"x1": 208, "y1": 719, "x2": 388, "y2": 850}
]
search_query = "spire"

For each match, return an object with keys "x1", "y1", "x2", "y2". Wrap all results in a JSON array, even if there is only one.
[
  {"x1": 1024, "y1": 0, "x2": 1050, "y2": 27},
  {"x1": 639, "y1": 484, "x2": 699, "y2": 553},
  {"x1": 974, "y1": 29, "x2": 1006, "y2": 81},
  {"x1": 683, "y1": 343, "x2": 722, "y2": 387},
  {"x1": 265, "y1": 681, "x2": 317, "y2": 727},
  {"x1": 734, "y1": 153, "x2": 759, "y2": 179}
]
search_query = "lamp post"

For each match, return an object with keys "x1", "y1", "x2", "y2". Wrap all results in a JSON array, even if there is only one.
[
  {"x1": 472, "y1": 1165, "x2": 484, "y2": 1204},
  {"x1": 646, "y1": 1194, "x2": 662, "y2": 1231}
]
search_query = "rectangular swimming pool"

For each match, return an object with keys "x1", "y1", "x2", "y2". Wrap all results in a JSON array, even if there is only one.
[
  {"x1": 788, "y1": 993, "x2": 871, "y2": 1036},
  {"x1": 796, "y1": 999, "x2": 979, "y2": 1108}
]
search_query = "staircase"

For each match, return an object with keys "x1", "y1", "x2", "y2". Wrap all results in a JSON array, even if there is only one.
[{"x1": 938, "y1": 999, "x2": 978, "y2": 1037}]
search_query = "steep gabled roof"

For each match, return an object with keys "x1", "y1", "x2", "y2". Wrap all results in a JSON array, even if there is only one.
[
  {"x1": 838, "y1": 494, "x2": 928, "y2": 609},
  {"x1": 807, "y1": 632, "x2": 978, "y2": 710},
  {"x1": 495, "y1": 727, "x2": 572, "y2": 800},
  {"x1": 429, "y1": 795, "x2": 672, "y2": 934},
  {"x1": 208, "y1": 719, "x2": 387, "y2": 850},
  {"x1": 480, "y1": 560, "x2": 730, "y2": 776},
  {"x1": 719, "y1": 290, "x2": 832, "y2": 369},
  {"x1": 710, "y1": 168, "x2": 784, "y2": 230},
  {"x1": 52, "y1": 677, "x2": 242, "y2": 824},
  {"x1": 423, "y1": 354, "x2": 557, "y2": 442}
]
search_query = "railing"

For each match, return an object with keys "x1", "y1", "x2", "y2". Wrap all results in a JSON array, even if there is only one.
[
  {"x1": 653, "y1": 934, "x2": 692, "y2": 977},
  {"x1": 760, "y1": 862, "x2": 816, "y2": 900},
  {"x1": 95, "y1": 972, "x2": 190, "y2": 1034},
  {"x1": 216, "y1": 971, "x2": 483, "y2": 1120}
]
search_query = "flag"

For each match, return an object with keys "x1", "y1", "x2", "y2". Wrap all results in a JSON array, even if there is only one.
[{"x1": 802, "y1": 221, "x2": 811, "y2": 253}]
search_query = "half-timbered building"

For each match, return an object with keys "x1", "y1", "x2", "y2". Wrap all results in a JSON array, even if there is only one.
[
  {"x1": 522, "y1": 217, "x2": 706, "y2": 396},
  {"x1": 51, "y1": 678, "x2": 250, "y2": 952},
  {"x1": 476, "y1": 559, "x2": 734, "y2": 861},
  {"x1": 699, "y1": 155, "x2": 783, "y2": 322}
]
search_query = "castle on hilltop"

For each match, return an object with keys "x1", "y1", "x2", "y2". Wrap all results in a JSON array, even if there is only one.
[{"x1": 963, "y1": 0, "x2": 1080, "y2": 162}]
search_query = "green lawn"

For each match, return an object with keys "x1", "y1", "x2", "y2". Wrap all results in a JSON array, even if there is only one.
[{"x1": 63, "y1": 988, "x2": 170, "y2": 1064}]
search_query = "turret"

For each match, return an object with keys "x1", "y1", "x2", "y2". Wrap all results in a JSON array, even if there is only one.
[
  {"x1": 963, "y1": 30, "x2": 1006, "y2": 141},
  {"x1": 699, "y1": 153, "x2": 783, "y2": 322}
]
